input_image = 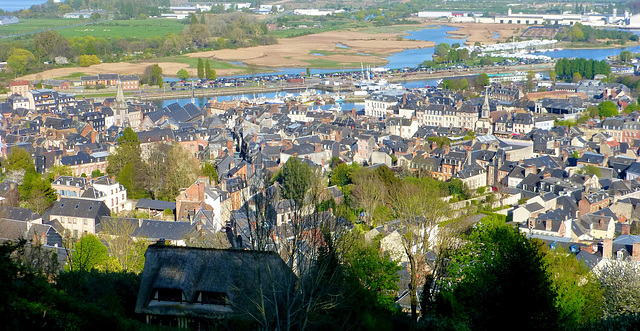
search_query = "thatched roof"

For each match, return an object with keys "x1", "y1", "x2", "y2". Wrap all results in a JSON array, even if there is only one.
[{"x1": 136, "y1": 245, "x2": 295, "y2": 320}]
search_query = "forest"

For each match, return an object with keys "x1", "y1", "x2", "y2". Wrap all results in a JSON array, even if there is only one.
[{"x1": 554, "y1": 58, "x2": 611, "y2": 81}]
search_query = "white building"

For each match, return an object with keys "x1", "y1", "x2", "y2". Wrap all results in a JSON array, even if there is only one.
[{"x1": 92, "y1": 176, "x2": 128, "y2": 214}]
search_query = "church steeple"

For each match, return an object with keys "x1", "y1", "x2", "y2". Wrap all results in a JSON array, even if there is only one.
[
  {"x1": 481, "y1": 85, "x2": 490, "y2": 119},
  {"x1": 114, "y1": 81, "x2": 128, "y2": 127}
]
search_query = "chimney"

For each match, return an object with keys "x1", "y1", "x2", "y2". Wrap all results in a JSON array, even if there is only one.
[
  {"x1": 603, "y1": 238, "x2": 613, "y2": 259},
  {"x1": 315, "y1": 144, "x2": 321, "y2": 153},
  {"x1": 633, "y1": 242, "x2": 640, "y2": 262},
  {"x1": 622, "y1": 224, "x2": 631, "y2": 235},
  {"x1": 545, "y1": 220, "x2": 552, "y2": 231},
  {"x1": 196, "y1": 222, "x2": 202, "y2": 232}
]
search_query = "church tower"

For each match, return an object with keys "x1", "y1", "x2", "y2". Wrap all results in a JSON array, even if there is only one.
[
  {"x1": 481, "y1": 86, "x2": 490, "y2": 119},
  {"x1": 114, "y1": 81, "x2": 129, "y2": 127}
]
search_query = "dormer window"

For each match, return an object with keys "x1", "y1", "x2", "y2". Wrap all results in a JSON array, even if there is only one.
[
  {"x1": 153, "y1": 288, "x2": 184, "y2": 303},
  {"x1": 197, "y1": 291, "x2": 229, "y2": 306}
]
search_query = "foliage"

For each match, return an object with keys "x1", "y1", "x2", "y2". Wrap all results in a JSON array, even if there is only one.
[
  {"x1": 205, "y1": 59, "x2": 216, "y2": 80},
  {"x1": 543, "y1": 246, "x2": 604, "y2": 327},
  {"x1": 278, "y1": 157, "x2": 312, "y2": 207},
  {"x1": 596, "y1": 260, "x2": 640, "y2": 318},
  {"x1": 597, "y1": 100, "x2": 618, "y2": 118},
  {"x1": 91, "y1": 169, "x2": 104, "y2": 178},
  {"x1": 71, "y1": 235, "x2": 108, "y2": 272},
  {"x1": 427, "y1": 136, "x2": 451, "y2": 148},
  {"x1": 554, "y1": 58, "x2": 610, "y2": 81},
  {"x1": 624, "y1": 101, "x2": 640, "y2": 114},
  {"x1": 176, "y1": 68, "x2": 189, "y2": 80},
  {"x1": 5, "y1": 147, "x2": 33, "y2": 172},
  {"x1": 78, "y1": 54, "x2": 100, "y2": 67},
  {"x1": 7, "y1": 48, "x2": 35, "y2": 77},
  {"x1": 141, "y1": 64, "x2": 163, "y2": 87},
  {"x1": 436, "y1": 223, "x2": 559, "y2": 329},
  {"x1": 197, "y1": 57, "x2": 204, "y2": 80},
  {"x1": 201, "y1": 162, "x2": 218, "y2": 184},
  {"x1": 581, "y1": 165, "x2": 602, "y2": 178},
  {"x1": 330, "y1": 162, "x2": 358, "y2": 187},
  {"x1": 107, "y1": 128, "x2": 149, "y2": 199}
]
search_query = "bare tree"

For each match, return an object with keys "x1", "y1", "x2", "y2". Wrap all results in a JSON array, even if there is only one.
[
  {"x1": 100, "y1": 218, "x2": 148, "y2": 273},
  {"x1": 389, "y1": 180, "x2": 449, "y2": 320},
  {"x1": 351, "y1": 170, "x2": 386, "y2": 227}
]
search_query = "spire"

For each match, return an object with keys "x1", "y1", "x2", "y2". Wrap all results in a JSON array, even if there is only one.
[
  {"x1": 114, "y1": 81, "x2": 128, "y2": 127},
  {"x1": 482, "y1": 85, "x2": 490, "y2": 119}
]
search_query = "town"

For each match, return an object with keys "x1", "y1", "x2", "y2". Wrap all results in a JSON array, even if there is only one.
[{"x1": 3, "y1": 0, "x2": 640, "y2": 330}]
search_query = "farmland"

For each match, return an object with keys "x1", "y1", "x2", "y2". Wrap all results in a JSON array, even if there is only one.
[
  {"x1": 0, "y1": 18, "x2": 83, "y2": 37},
  {"x1": 56, "y1": 19, "x2": 186, "y2": 39}
]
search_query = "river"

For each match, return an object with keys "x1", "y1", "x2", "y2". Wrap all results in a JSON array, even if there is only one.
[{"x1": 0, "y1": 0, "x2": 46, "y2": 11}]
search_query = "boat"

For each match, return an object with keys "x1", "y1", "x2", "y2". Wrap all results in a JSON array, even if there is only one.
[
  {"x1": 333, "y1": 94, "x2": 345, "y2": 103},
  {"x1": 316, "y1": 98, "x2": 326, "y2": 105}
]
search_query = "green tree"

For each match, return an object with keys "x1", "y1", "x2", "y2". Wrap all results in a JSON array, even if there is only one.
[
  {"x1": 4, "y1": 147, "x2": 33, "y2": 172},
  {"x1": 71, "y1": 235, "x2": 107, "y2": 272},
  {"x1": 200, "y1": 13, "x2": 206, "y2": 24},
  {"x1": 279, "y1": 157, "x2": 311, "y2": 207},
  {"x1": 440, "y1": 223, "x2": 559, "y2": 329},
  {"x1": 201, "y1": 162, "x2": 218, "y2": 184},
  {"x1": 190, "y1": 13, "x2": 198, "y2": 25},
  {"x1": 572, "y1": 72, "x2": 582, "y2": 83},
  {"x1": 7, "y1": 48, "x2": 35, "y2": 77},
  {"x1": 476, "y1": 73, "x2": 490, "y2": 90},
  {"x1": 550, "y1": 70, "x2": 557, "y2": 83},
  {"x1": 107, "y1": 128, "x2": 148, "y2": 199},
  {"x1": 624, "y1": 101, "x2": 640, "y2": 114},
  {"x1": 78, "y1": 54, "x2": 100, "y2": 67},
  {"x1": 91, "y1": 169, "x2": 104, "y2": 178},
  {"x1": 544, "y1": 246, "x2": 603, "y2": 327},
  {"x1": 526, "y1": 70, "x2": 536, "y2": 92},
  {"x1": 197, "y1": 58, "x2": 204, "y2": 80},
  {"x1": 597, "y1": 100, "x2": 618, "y2": 118},
  {"x1": 151, "y1": 64, "x2": 163, "y2": 88},
  {"x1": 177, "y1": 68, "x2": 190, "y2": 80},
  {"x1": 620, "y1": 50, "x2": 632, "y2": 63},
  {"x1": 205, "y1": 59, "x2": 216, "y2": 80}
]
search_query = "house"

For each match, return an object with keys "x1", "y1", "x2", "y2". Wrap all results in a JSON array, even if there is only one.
[
  {"x1": 0, "y1": 16, "x2": 19, "y2": 25},
  {"x1": 46, "y1": 198, "x2": 111, "y2": 238},
  {"x1": 579, "y1": 192, "x2": 610, "y2": 217},
  {"x1": 9, "y1": 80, "x2": 29, "y2": 97},
  {"x1": 135, "y1": 245, "x2": 295, "y2": 328}
]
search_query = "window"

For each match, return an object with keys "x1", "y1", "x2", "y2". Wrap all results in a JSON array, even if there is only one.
[
  {"x1": 154, "y1": 288, "x2": 184, "y2": 303},
  {"x1": 73, "y1": 230, "x2": 78, "y2": 238},
  {"x1": 198, "y1": 291, "x2": 229, "y2": 306},
  {"x1": 84, "y1": 219, "x2": 87, "y2": 225}
]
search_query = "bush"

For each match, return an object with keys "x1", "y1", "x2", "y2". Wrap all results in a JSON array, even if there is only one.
[{"x1": 78, "y1": 54, "x2": 101, "y2": 67}]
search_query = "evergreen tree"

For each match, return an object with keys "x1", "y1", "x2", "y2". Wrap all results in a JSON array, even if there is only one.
[
  {"x1": 190, "y1": 13, "x2": 198, "y2": 25},
  {"x1": 205, "y1": 59, "x2": 216, "y2": 80},
  {"x1": 197, "y1": 58, "x2": 204, "y2": 80}
]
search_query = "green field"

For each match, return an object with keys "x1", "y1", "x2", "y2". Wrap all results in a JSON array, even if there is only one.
[
  {"x1": 271, "y1": 20, "x2": 372, "y2": 38},
  {"x1": 0, "y1": 18, "x2": 83, "y2": 37},
  {"x1": 301, "y1": 58, "x2": 382, "y2": 69},
  {"x1": 56, "y1": 19, "x2": 186, "y2": 39}
]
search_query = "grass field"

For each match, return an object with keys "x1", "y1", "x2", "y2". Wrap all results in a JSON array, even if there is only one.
[
  {"x1": 300, "y1": 58, "x2": 380, "y2": 69},
  {"x1": 271, "y1": 20, "x2": 371, "y2": 38},
  {"x1": 56, "y1": 19, "x2": 186, "y2": 39},
  {"x1": 0, "y1": 18, "x2": 83, "y2": 36}
]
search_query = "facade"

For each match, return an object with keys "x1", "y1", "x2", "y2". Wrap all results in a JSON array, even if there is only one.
[
  {"x1": 9, "y1": 81, "x2": 29, "y2": 96},
  {"x1": 48, "y1": 198, "x2": 110, "y2": 237}
]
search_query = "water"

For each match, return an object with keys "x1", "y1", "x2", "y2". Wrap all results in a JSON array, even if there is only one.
[
  {"x1": 0, "y1": 0, "x2": 46, "y2": 11},
  {"x1": 384, "y1": 25, "x2": 468, "y2": 69},
  {"x1": 153, "y1": 78, "x2": 442, "y2": 108}
]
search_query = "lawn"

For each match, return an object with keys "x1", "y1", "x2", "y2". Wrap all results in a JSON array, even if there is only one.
[
  {"x1": 271, "y1": 20, "x2": 372, "y2": 38},
  {"x1": 56, "y1": 19, "x2": 185, "y2": 39},
  {"x1": 300, "y1": 58, "x2": 380, "y2": 69},
  {"x1": 0, "y1": 18, "x2": 83, "y2": 37}
]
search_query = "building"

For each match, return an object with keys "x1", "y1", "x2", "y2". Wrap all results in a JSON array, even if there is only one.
[
  {"x1": 64, "y1": 9, "x2": 107, "y2": 19},
  {"x1": 9, "y1": 81, "x2": 29, "y2": 97},
  {"x1": 0, "y1": 16, "x2": 19, "y2": 25},
  {"x1": 47, "y1": 198, "x2": 111, "y2": 238},
  {"x1": 135, "y1": 245, "x2": 296, "y2": 328},
  {"x1": 26, "y1": 89, "x2": 76, "y2": 112},
  {"x1": 81, "y1": 74, "x2": 140, "y2": 91}
]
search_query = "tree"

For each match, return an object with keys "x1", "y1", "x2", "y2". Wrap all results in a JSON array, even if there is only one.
[
  {"x1": 544, "y1": 246, "x2": 603, "y2": 327},
  {"x1": 572, "y1": 72, "x2": 582, "y2": 83},
  {"x1": 176, "y1": 68, "x2": 190, "y2": 80},
  {"x1": 33, "y1": 31, "x2": 73, "y2": 62},
  {"x1": 4, "y1": 147, "x2": 33, "y2": 172},
  {"x1": 99, "y1": 218, "x2": 148, "y2": 273},
  {"x1": 78, "y1": 54, "x2": 100, "y2": 67},
  {"x1": 200, "y1": 13, "x2": 206, "y2": 24},
  {"x1": 197, "y1": 58, "x2": 204, "y2": 80},
  {"x1": 597, "y1": 100, "x2": 618, "y2": 118},
  {"x1": 91, "y1": 169, "x2": 104, "y2": 178},
  {"x1": 201, "y1": 162, "x2": 218, "y2": 184},
  {"x1": 351, "y1": 170, "x2": 386, "y2": 227},
  {"x1": 550, "y1": 70, "x2": 557, "y2": 83},
  {"x1": 7, "y1": 48, "x2": 35, "y2": 77},
  {"x1": 526, "y1": 70, "x2": 536, "y2": 92},
  {"x1": 107, "y1": 128, "x2": 148, "y2": 199},
  {"x1": 71, "y1": 235, "x2": 107, "y2": 272},
  {"x1": 620, "y1": 50, "x2": 632, "y2": 63},
  {"x1": 476, "y1": 73, "x2": 489, "y2": 90},
  {"x1": 205, "y1": 59, "x2": 216, "y2": 80},
  {"x1": 278, "y1": 157, "x2": 312, "y2": 208},
  {"x1": 151, "y1": 64, "x2": 163, "y2": 87},
  {"x1": 440, "y1": 223, "x2": 559, "y2": 329},
  {"x1": 389, "y1": 178, "x2": 449, "y2": 320},
  {"x1": 189, "y1": 13, "x2": 198, "y2": 25},
  {"x1": 596, "y1": 260, "x2": 640, "y2": 318}
]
